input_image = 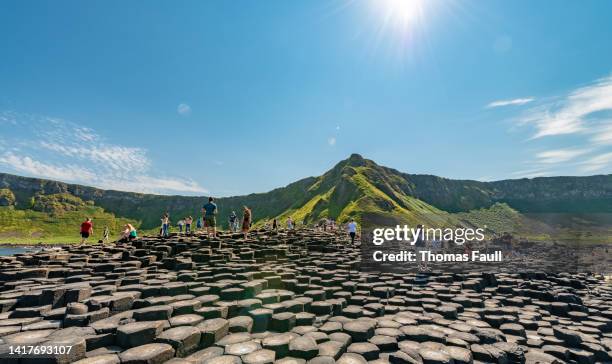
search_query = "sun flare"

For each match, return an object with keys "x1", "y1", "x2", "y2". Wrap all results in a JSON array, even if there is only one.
[{"x1": 376, "y1": 0, "x2": 426, "y2": 31}]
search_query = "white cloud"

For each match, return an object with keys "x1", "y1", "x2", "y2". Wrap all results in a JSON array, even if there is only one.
[
  {"x1": 0, "y1": 111, "x2": 207, "y2": 195},
  {"x1": 0, "y1": 152, "x2": 207, "y2": 194},
  {"x1": 579, "y1": 152, "x2": 612, "y2": 173},
  {"x1": 535, "y1": 148, "x2": 590, "y2": 164},
  {"x1": 98, "y1": 175, "x2": 207, "y2": 194},
  {"x1": 74, "y1": 127, "x2": 98, "y2": 142},
  {"x1": 519, "y1": 76, "x2": 612, "y2": 138},
  {"x1": 177, "y1": 103, "x2": 191, "y2": 116},
  {"x1": 328, "y1": 137, "x2": 336, "y2": 146},
  {"x1": 487, "y1": 97, "x2": 534, "y2": 108},
  {"x1": 590, "y1": 123, "x2": 612, "y2": 145},
  {"x1": 0, "y1": 112, "x2": 17, "y2": 125},
  {"x1": 510, "y1": 168, "x2": 551, "y2": 178},
  {"x1": 503, "y1": 75, "x2": 612, "y2": 177},
  {"x1": 0, "y1": 153, "x2": 96, "y2": 182},
  {"x1": 39, "y1": 142, "x2": 149, "y2": 173}
]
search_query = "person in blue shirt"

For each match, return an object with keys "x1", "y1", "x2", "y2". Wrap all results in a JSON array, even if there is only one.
[{"x1": 201, "y1": 197, "x2": 218, "y2": 238}]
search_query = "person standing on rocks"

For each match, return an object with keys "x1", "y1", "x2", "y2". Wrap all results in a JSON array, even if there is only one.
[
  {"x1": 347, "y1": 218, "x2": 358, "y2": 245},
  {"x1": 242, "y1": 206, "x2": 252, "y2": 239},
  {"x1": 185, "y1": 216, "x2": 193, "y2": 234},
  {"x1": 272, "y1": 218, "x2": 278, "y2": 231},
  {"x1": 80, "y1": 218, "x2": 93, "y2": 243},
  {"x1": 287, "y1": 216, "x2": 294, "y2": 230},
  {"x1": 103, "y1": 226, "x2": 110, "y2": 244},
  {"x1": 202, "y1": 197, "x2": 218, "y2": 238},
  {"x1": 229, "y1": 211, "x2": 237, "y2": 232},
  {"x1": 161, "y1": 214, "x2": 170, "y2": 237},
  {"x1": 177, "y1": 218, "x2": 185, "y2": 234}
]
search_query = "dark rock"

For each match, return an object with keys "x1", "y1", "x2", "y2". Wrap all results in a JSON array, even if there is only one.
[
  {"x1": 289, "y1": 336, "x2": 319, "y2": 360},
  {"x1": 119, "y1": 343, "x2": 175, "y2": 364},
  {"x1": 155, "y1": 326, "x2": 201, "y2": 357},
  {"x1": 116, "y1": 321, "x2": 165, "y2": 348}
]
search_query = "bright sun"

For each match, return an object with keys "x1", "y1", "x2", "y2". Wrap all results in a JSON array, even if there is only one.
[
  {"x1": 374, "y1": 0, "x2": 426, "y2": 33},
  {"x1": 386, "y1": 0, "x2": 424, "y2": 24}
]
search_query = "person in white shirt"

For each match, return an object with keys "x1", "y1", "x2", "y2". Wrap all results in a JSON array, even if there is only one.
[{"x1": 347, "y1": 219, "x2": 357, "y2": 244}]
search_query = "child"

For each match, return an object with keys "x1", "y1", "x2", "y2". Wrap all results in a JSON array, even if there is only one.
[{"x1": 103, "y1": 226, "x2": 110, "y2": 244}]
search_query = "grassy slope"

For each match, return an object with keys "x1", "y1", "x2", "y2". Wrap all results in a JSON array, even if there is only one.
[
  {"x1": 455, "y1": 202, "x2": 612, "y2": 243},
  {"x1": 268, "y1": 163, "x2": 463, "y2": 229},
  {"x1": 1, "y1": 155, "x2": 610, "y2": 243},
  {"x1": 266, "y1": 163, "x2": 612, "y2": 243},
  {"x1": 0, "y1": 204, "x2": 136, "y2": 244}
]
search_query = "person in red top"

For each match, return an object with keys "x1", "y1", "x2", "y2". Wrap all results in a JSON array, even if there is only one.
[{"x1": 80, "y1": 218, "x2": 93, "y2": 243}]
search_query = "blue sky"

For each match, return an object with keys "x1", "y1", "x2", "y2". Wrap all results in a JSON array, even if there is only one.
[{"x1": 1, "y1": 0, "x2": 611, "y2": 196}]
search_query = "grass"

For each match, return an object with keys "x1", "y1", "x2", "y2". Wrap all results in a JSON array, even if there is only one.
[
  {"x1": 455, "y1": 203, "x2": 612, "y2": 243},
  {"x1": 0, "y1": 205, "x2": 137, "y2": 244}
]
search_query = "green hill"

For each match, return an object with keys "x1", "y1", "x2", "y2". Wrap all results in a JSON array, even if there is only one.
[
  {"x1": 268, "y1": 155, "x2": 461, "y2": 228},
  {"x1": 1, "y1": 154, "x2": 611, "y2": 243},
  {"x1": 0, "y1": 193, "x2": 135, "y2": 243}
]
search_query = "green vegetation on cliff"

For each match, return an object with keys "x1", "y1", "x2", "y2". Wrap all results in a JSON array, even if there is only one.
[
  {"x1": 1, "y1": 154, "x2": 611, "y2": 243},
  {"x1": 0, "y1": 188, "x2": 15, "y2": 207},
  {"x1": 0, "y1": 194, "x2": 136, "y2": 243}
]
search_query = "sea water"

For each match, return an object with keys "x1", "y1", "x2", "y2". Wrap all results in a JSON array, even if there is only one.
[{"x1": 0, "y1": 247, "x2": 41, "y2": 256}]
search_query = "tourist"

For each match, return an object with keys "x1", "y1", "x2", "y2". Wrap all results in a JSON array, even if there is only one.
[
  {"x1": 185, "y1": 216, "x2": 193, "y2": 234},
  {"x1": 287, "y1": 216, "x2": 294, "y2": 230},
  {"x1": 161, "y1": 214, "x2": 170, "y2": 237},
  {"x1": 177, "y1": 218, "x2": 185, "y2": 234},
  {"x1": 242, "y1": 206, "x2": 252, "y2": 239},
  {"x1": 272, "y1": 218, "x2": 278, "y2": 231},
  {"x1": 119, "y1": 224, "x2": 138, "y2": 243},
  {"x1": 202, "y1": 197, "x2": 218, "y2": 238},
  {"x1": 196, "y1": 216, "x2": 202, "y2": 230},
  {"x1": 80, "y1": 218, "x2": 93, "y2": 243},
  {"x1": 127, "y1": 224, "x2": 138, "y2": 241},
  {"x1": 347, "y1": 218, "x2": 357, "y2": 245},
  {"x1": 119, "y1": 225, "x2": 130, "y2": 243},
  {"x1": 229, "y1": 211, "x2": 237, "y2": 232},
  {"x1": 103, "y1": 226, "x2": 110, "y2": 244}
]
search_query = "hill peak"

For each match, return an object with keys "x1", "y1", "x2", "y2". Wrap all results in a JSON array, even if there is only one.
[
  {"x1": 341, "y1": 153, "x2": 368, "y2": 168},
  {"x1": 326, "y1": 154, "x2": 371, "y2": 177}
]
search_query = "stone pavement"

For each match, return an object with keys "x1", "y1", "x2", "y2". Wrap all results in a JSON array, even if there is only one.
[{"x1": 0, "y1": 229, "x2": 611, "y2": 363}]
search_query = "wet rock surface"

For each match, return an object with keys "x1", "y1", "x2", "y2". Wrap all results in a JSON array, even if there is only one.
[{"x1": 0, "y1": 229, "x2": 610, "y2": 363}]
